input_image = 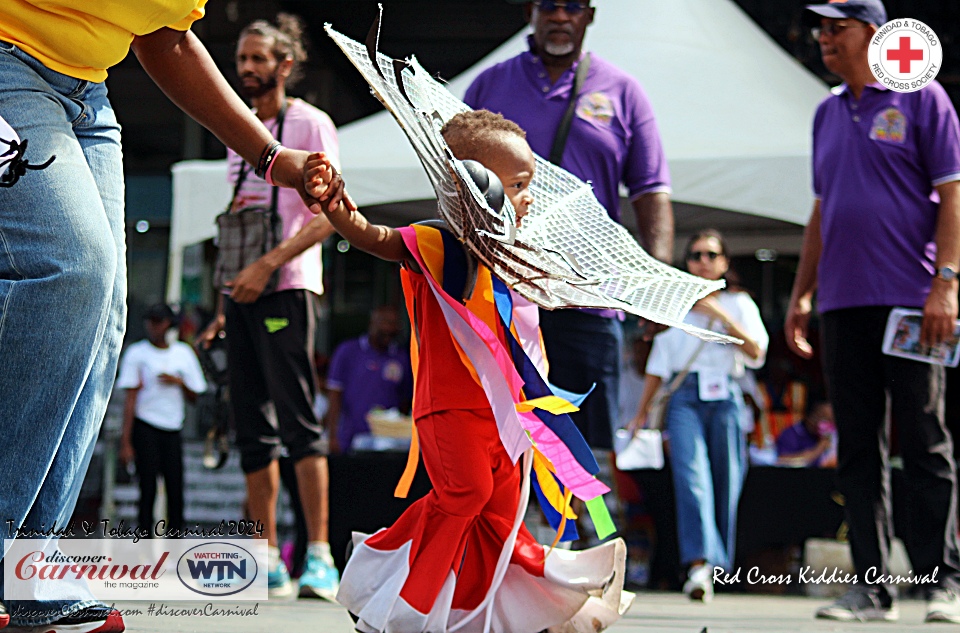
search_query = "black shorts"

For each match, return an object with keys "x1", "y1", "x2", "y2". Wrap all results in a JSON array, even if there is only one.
[{"x1": 225, "y1": 290, "x2": 325, "y2": 473}]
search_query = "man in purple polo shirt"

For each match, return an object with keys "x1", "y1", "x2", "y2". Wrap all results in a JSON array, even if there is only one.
[
  {"x1": 785, "y1": 0, "x2": 960, "y2": 623},
  {"x1": 325, "y1": 305, "x2": 413, "y2": 453},
  {"x1": 464, "y1": 0, "x2": 673, "y2": 454}
]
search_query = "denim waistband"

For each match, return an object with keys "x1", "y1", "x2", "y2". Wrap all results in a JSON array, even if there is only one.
[
  {"x1": 670, "y1": 372, "x2": 742, "y2": 396},
  {"x1": 0, "y1": 39, "x2": 97, "y2": 99}
]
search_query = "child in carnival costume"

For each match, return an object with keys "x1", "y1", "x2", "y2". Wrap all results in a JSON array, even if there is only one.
[
  {"x1": 307, "y1": 21, "x2": 734, "y2": 632},
  {"x1": 316, "y1": 111, "x2": 632, "y2": 633},
  {"x1": 307, "y1": 109, "x2": 631, "y2": 633}
]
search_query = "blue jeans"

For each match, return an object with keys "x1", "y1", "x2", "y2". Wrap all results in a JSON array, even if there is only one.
[
  {"x1": 0, "y1": 42, "x2": 125, "y2": 624},
  {"x1": 666, "y1": 373, "x2": 745, "y2": 570}
]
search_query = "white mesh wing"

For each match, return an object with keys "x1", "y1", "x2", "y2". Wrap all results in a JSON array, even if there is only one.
[{"x1": 325, "y1": 18, "x2": 737, "y2": 343}]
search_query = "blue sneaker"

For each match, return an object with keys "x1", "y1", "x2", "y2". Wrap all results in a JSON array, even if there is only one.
[
  {"x1": 298, "y1": 548, "x2": 340, "y2": 601},
  {"x1": 268, "y1": 559, "x2": 294, "y2": 598}
]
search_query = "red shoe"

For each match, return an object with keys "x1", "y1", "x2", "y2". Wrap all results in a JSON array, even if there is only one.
[{"x1": 0, "y1": 600, "x2": 9, "y2": 629}]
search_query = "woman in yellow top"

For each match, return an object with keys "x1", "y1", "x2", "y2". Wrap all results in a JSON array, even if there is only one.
[{"x1": 0, "y1": 3, "x2": 338, "y2": 631}]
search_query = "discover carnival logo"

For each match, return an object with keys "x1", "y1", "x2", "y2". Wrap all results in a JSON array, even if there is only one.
[
  {"x1": 3, "y1": 538, "x2": 267, "y2": 600},
  {"x1": 868, "y1": 18, "x2": 942, "y2": 93},
  {"x1": 15, "y1": 550, "x2": 168, "y2": 583},
  {"x1": 177, "y1": 542, "x2": 259, "y2": 597}
]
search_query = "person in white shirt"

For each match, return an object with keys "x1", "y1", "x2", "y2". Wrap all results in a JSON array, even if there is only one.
[
  {"x1": 117, "y1": 304, "x2": 207, "y2": 536},
  {"x1": 630, "y1": 229, "x2": 768, "y2": 602}
]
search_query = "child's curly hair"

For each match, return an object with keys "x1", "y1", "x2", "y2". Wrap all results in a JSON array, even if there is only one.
[{"x1": 440, "y1": 110, "x2": 526, "y2": 163}]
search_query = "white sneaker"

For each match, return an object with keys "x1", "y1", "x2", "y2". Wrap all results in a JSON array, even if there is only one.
[
  {"x1": 683, "y1": 564, "x2": 713, "y2": 603},
  {"x1": 815, "y1": 587, "x2": 898, "y2": 622},
  {"x1": 926, "y1": 587, "x2": 960, "y2": 623}
]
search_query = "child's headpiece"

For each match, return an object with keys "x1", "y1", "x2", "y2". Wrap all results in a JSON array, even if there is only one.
[{"x1": 326, "y1": 10, "x2": 736, "y2": 342}]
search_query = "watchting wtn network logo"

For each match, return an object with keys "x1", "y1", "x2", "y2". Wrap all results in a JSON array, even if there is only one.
[
  {"x1": 177, "y1": 542, "x2": 259, "y2": 597},
  {"x1": 868, "y1": 18, "x2": 943, "y2": 93},
  {"x1": 3, "y1": 539, "x2": 267, "y2": 600}
]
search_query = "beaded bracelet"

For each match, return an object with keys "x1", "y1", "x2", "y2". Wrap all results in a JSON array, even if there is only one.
[{"x1": 255, "y1": 140, "x2": 283, "y2": 180}]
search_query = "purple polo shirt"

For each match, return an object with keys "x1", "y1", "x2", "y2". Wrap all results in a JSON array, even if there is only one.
[
  {"x1": 813, "y1": 81, "x2": 960, "y2": 313},
  {"x1": 465, "y1": 38, "x2": 670, "y2": 318},
  {"x1": 464, "y1": 38, "x2": 670, "y2": 223},
  {"x1": 776, "y1": 423, "x2": 820, "y2": 464},
  {"x1": 326, "y1": 335, "x2": 413, "y2": 451}
]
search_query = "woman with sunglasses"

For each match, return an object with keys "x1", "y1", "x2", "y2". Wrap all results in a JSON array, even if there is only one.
[{"x1": 629, "y1": 229, "x2": 768, "y2": 602}]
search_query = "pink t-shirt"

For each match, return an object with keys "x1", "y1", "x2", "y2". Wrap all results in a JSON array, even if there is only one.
[{"x1": 226, "y1": 98, "x2": 339, "y2": 296}]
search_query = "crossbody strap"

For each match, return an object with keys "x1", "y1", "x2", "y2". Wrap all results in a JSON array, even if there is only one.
[
  {"x1": 548, "y1": 53, "x2": 591, "y2": 166},
  {"x1": 227, "y1": 100, "x2": 288, "y2": 216},
  {"x1": 663, "y1": 318, "x2": 716, "y2": 395},
  {"x1": 267, "y1": 102, "x2": 287, "y2": 239}
]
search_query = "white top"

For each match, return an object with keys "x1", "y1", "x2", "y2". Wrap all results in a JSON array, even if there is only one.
[
  {"x1": 618, "y1": 357, "x2": 647, "y2": 429},
  {"x1": 116, "y1": 340, "x2": 208, "y2": 431},
  {"x1": 646, "y1": 291, "x2": 768, "y2": 380}
]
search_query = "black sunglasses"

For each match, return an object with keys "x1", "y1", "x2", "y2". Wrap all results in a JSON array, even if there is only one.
[
  {"x1": 686, "y1": 250, "x2": 722, "y2": 262},
  {"x1": 533, "y1": 0, "x2": 590, "y2": 15},
  {"x1": 810, "y1": 22, "x2": 869, "y2": 40}
]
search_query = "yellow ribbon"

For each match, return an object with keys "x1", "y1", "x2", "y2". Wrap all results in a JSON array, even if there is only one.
[{"x1": 516, "y1": 395, "x2": 579, "y2": 415}]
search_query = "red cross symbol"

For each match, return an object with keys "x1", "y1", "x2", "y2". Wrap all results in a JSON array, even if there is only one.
[{"x1": 887, "y1": 36, "x2": 924, "y2": 74}]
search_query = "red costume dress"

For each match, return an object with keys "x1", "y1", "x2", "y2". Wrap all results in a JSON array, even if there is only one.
[{"x1": 337, "y1": 225, "x2": 631, "y2": 633}]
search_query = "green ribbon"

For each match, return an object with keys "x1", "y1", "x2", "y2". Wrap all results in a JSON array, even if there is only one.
[{"x1": 585, "y1": 495, "x2": 616, "y2": 540}]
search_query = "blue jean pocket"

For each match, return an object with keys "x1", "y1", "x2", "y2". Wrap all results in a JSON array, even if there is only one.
[{"x1": 0, "y1": 40, "x2": 16, "y2": 53}]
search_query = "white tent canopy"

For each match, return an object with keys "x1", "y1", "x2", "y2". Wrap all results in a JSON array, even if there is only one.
[{"x1": 167, "y1": 0, "x2": 827, "y2": 303}]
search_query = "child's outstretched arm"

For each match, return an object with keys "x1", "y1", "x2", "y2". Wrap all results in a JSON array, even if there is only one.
[{"x1": 305, "y1": 152, "x2": 410, "y2": 263}]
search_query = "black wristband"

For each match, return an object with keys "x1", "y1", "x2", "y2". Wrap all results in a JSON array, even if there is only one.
[{"x1": 255, "y1": 140, "x2": 282, "y2": 180}]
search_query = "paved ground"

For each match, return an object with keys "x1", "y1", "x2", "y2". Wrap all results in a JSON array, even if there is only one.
[{"x1": 114, "y1": 593, "x2": 941, "y2": 632}]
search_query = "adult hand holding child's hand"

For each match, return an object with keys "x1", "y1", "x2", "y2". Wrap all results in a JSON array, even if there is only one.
[{"x1": 304, "y1": 151, "x2": 355, "y2": 214}]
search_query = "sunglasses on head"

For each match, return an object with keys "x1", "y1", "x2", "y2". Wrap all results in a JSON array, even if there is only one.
[
  {"x1": 533, "y1": 0, "x2": 590, "y2": 15},
  {"x1": 686, "y1": 250, "x2": 722, "y2": 262}
]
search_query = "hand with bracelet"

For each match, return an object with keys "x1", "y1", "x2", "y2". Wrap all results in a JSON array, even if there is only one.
[
  {"x1": 264, "y1": 145, "x2": 357, "y2": 216},
  {"x1": 216, "y1": 145, "x2": 351, "y2": 304}
]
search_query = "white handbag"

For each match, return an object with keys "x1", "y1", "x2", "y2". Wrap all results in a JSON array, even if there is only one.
[
  {"x1": 615, "y1": 324, "x2": 713, "y2": 471},
  {"x1": 614, "y1": 428, "x2": 665, "y2": 470}
]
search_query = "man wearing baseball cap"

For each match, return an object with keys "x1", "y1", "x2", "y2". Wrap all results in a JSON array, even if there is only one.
[
  {"x1": 804, "y1": 0, "x2": 887, "y2": 27},
  {"x1": 116, "y1": 304, "x2": 207, "y2": 541},
  {"x1": 786, "y1": 0, "x2": 960, "y2": 623}
]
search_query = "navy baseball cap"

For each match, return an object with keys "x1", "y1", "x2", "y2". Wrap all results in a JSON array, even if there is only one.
[
  {"x1": 144, "y1": 303, "x2": 176, "y2": 323},
  {"x1": 804, "y1": 0, "x2": 887, "y2": 27}
]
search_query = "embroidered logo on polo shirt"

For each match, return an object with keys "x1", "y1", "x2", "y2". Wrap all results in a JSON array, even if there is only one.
[
  {"x1": 869, "y1": 108, "x2": 906, "y2": 143},
  {"x1": 576, "y1": 92, "x2": 614, "y2": 125},
  {"x1": 383, "y1": 360, "x2": 404, "y2": 383}
]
